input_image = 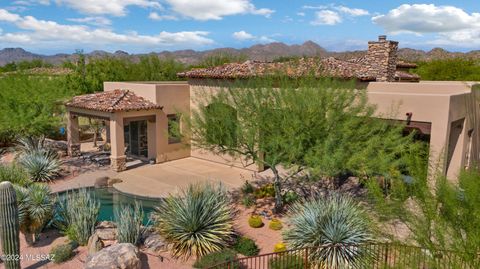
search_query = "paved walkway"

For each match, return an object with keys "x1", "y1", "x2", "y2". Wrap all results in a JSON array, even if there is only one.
[
  {"x1": 51, "y1": 157, "x2": 262, "y2": 198},
  {"x1": 113, "y1": 157, "x2": 258, "y2": 198}
]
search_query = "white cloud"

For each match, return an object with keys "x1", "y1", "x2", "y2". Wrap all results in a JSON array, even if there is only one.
[
  {"x1": 164, "y1": 0, "x2": 274, "y2": 20},
  {"x1": 297, "y1": 12, "x2": 305, "y2": 17},
  {"x1": 54, "y1": 0, "x2": 162, "y2": 16},
  {"x1": 372, "y1": 4, "x2": 480, "y2": 34},
  {"x1": 0, "y1": 9, "x2": 22, "y2": 22},
  {"x1": 232, "y1": 30, "x2": 254, "y2": 40},
  {"x1": 303, "y1": 4, "x2": 368, "y2": 26},
  {"x1": 0, "y1": 9, "x2": 214, "y2": 49},
  {"x1": 148, "y1": 12, "x2": 178, "y2": 21},
  {"x1": 232, "y1": 30, "x2": 275, "y2": 43},
  {"x1": 67, "y1": 16, "x2": 111, "y2": 26},
  {"x1": 335, "y1": 6, "x2": 369, "y2": 16},
  {"x1": 311, "y1": 10, "x2": 342, "y2": 25},
  {"x1": 373, "y1": 4, "x2": 480, "y2": 47}
]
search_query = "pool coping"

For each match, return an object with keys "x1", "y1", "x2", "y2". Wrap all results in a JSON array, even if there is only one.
[{"x1": 53, "y1": 184, "x2": 164, "y2": 201}]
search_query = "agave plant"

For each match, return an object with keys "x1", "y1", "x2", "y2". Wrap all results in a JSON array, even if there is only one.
[
  {"x1": 15, "y1": 136, "x2": 61, "y2": 182},
  {"x1": 152, "y1": 183, "x2": 235, "y2": 259},
  {"x1": 115, "y1": 201, "x2": 144, "y2": 245},
  {"x1": 53, "y1": 188, "x2": 100, "y2": 246},
  {"x1": 15, "y1": 183, "x2": 54, "y2": 246},
  {"x1": 283, "y1": 194, "x2": 373, "y2": 269}
]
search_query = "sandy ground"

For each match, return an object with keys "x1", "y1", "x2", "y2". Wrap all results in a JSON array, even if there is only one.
[{"x1": 7, "y1": 205, "x2": 282, "y2": 269}]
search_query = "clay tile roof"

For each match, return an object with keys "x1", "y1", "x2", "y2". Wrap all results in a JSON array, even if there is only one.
[
  {"x1": 395, "y1": 70, "x2": 421, "y2": 82},
  {"x1": 396, "y1": 61, "x2": 418, "y2": 69},
  {"x1": 178, "y1": 58, "x2": 377, "y2": 81},
  {"x1": 65, "y1": 89, "x2": 162, "y2": 112}
]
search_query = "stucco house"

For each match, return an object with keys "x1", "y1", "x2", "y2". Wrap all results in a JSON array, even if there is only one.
[{"x1": 65, "y1": 36, "x2": 480, "y2": 180}]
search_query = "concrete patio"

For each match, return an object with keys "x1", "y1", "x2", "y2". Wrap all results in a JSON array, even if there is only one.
[
  {"x1": 51, "y1": 156, "x2": 262, "y2": 198},
  {"x1": 113, "y1": 157, "x2": 259, "y2": 198}
]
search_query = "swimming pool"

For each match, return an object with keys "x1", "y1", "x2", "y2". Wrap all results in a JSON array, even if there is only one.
[{"x1": 58, "y1": 187, "x2": 161, "y2": 225}]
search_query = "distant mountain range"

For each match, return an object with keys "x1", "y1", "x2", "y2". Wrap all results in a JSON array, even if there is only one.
[{"x1": 1, "y1": 41, "x2": 480, "y2": 66}]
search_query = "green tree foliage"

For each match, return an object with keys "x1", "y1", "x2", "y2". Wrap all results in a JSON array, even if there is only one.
[
  {"x1": 64, "y1": 52, "x2": 186, "y2": 93},
  {"x1": 413, "y1": 59, "x2": 480, "y2": 81},
  {"x1": 367, "y1": 151, "x2": 480, "y2": 268},
  {"x1": 193, "y1": 53, "x2": 247, "y2": 68},
  {"x1": 0, "y1": 75, "x2": 72, "y2": 144},
  {"x1": 0, "y1": 60, "x2": 52, "y2": 73},
  {"x1": 189, "y1": 76, "x2": 415, "y2": 212}
]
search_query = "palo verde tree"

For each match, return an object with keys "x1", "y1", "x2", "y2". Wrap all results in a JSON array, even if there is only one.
[{"x1": 189, "y1": 76, "x2": 415, "y2": 212}]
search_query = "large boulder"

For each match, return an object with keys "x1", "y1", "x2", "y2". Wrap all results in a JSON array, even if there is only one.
[
  {"x1": 94, "y1": 177, "x2": 109, "y2": 188},
  {"x1": 87, "y1": 234, "x2": 104, "y2": 255},
  {"x1": 95, "y1": 228, "x2": 117, "y2": 241},
  {"x1": 85, "y1": 243, "x2": 141, "y2": 269},
  {"x1": 95, "y1": 221, "x2": 117, "y2": 241},
  {"x1": 143, "y1": 232, "x2": 166, "y2": 254},
  {"x1": 107, "y1": 178, "x2": 123, "y2": 187}
]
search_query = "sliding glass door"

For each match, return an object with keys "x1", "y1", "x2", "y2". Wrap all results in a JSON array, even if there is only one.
[{"x1": 124, "y1": 120, "x2": 148, "y2": 158}]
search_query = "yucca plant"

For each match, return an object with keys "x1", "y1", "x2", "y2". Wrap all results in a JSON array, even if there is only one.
[
  {"x1": 283, "y1": 194, "x2": 373, "y2": 268},
  {"x1": 152, "y1": 183, "x2": 235, "y2": 259},
  {"x1": 15, "y1": 136, "x2": 61, "y2": 182},
  {"x1": 15, "y1": 183, "x2": 54, "y2": 246},
  {"x1": 115, "y1": 201, "x2": 144, "y2": 245},
  {"x1": 54, "y1": 188, "x2": 100, "y2": 245},
  {"x1": 15, "y1": 136, "x2": 46, "y2": 156}
]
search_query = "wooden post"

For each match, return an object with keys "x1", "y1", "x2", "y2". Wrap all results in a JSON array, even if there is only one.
[{"x1": 304, "y1": 247, "x2": 309, "y2": 269}]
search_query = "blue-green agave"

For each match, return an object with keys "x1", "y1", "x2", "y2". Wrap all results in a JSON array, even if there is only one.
[
  {"x1": 16, "y1": 137, "x2": 61, "y2": 182},
  {"x1": 283, "y1": 194, "x2": 373, "y2": 268},
  {"x1": 152, "y1": 183, "x2": 235, "y2": 259}
]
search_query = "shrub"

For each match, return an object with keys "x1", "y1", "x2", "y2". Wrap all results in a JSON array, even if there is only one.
[
  {"x1": 248, "y1": 215, "x2": 263, "y2": 228},
  {"x1": 283, "y1": 191, "x2": 299, "y2": 204},
  {"x1": 15, "y1": 183, "x2": 54, "y2": 246},
  {"x1": 193, "y1": 249, "x2": 238, "y2": 268},
  {"x1": 273, "y1": 242, "x2": 287, "y2": 252},
  {"x1": 253, "y1": 184, "x2": 275, "y2": 199},
  {"x1": 241, "y1": 180, "x2": 254, "y2": 195},
  {"x1": 269, "y1": 254, "x2": 304, "y2": 269},
  {"x1": 54, "y1": 188, "x2": 100, "y2": 246},
  {"x1": 283, "y1": 194, "x2": 372, "y2": 268},
  {"x1": 16, "y1": 137, "x2": 61, "y2": 182},
  {"x1": 50, "y1": 243, "x2": 74, "y2": 263},
  {"x1": 241, "y1": 194, "x2": 255, "y2": 208},
  {"x1": 115, "y1": 201, "x2": 144, "y2": 245},
  {"x1": 269, "y1": 219, "x2": 283, "y2": 230},
  {"x1": 0, "y1": 164, "x2": 31, "y2": 186},
  {"x1": 233, "y1": 236, "x2": 259, "y2": 256},
  {"x1": 152, "y1": 183, "x2": 235, "y2": 259}
]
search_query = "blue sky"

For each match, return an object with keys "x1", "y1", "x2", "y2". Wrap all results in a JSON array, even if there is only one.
[{"x1": 0, "y1": 1, "x2": 479, "y2": 54}]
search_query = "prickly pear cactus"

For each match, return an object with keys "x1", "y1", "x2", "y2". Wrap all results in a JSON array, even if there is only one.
[{"x1": 0, "y1": 182, "x2": 21, "y2": 269}]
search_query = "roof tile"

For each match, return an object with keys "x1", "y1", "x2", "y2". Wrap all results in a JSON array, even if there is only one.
[{"x1": 65, "y1": 89, "x2": 161, "y2": 112}]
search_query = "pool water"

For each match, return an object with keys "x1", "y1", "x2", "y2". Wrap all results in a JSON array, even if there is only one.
[{"x1": 59, "y1": 187, "x2": 161, "y2": 225}]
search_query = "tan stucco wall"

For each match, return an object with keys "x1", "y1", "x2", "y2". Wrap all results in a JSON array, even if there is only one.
[
  {"x1": 367, "y1": 81, "x2": 477, "y2": 180},
  {"x1": 103, "y1": 82, "x2": 191, "y2": 162},
  {"x1": 95, "y1": 80, "x2": 479, "y2": 180},
  {"x1": 189, "y1": 79, "x2": 260, "y2": 171}
]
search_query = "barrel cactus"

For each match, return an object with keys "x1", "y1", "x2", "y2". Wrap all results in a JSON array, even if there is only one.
[{"x1": 0, "y1": 181, "x2": 21, "y2": 269}]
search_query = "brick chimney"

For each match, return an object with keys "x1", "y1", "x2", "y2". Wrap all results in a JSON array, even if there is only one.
[{"x1": 364, "y1": 35, "x2": 398, "y2": 82}]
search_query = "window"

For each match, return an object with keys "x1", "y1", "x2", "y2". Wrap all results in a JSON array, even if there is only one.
[{"x1": 168, "y1": 114, "x2": 181, "y2": 144}]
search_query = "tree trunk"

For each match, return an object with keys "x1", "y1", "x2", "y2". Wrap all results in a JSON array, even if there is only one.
[
  {"x1": 93, "y1": 130, "x2": 98, "y2": 147},
  {"x1": 24, "y1": 232, "x2": 34, "y2": 246},
  {"x1": 271, "y1": 167, "x2": 284, "y2": 213}
]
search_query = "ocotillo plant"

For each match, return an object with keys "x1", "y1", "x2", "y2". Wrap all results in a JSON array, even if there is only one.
[{"x1": 0, "y1": 181, "x2": 21, "y2": 269}]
